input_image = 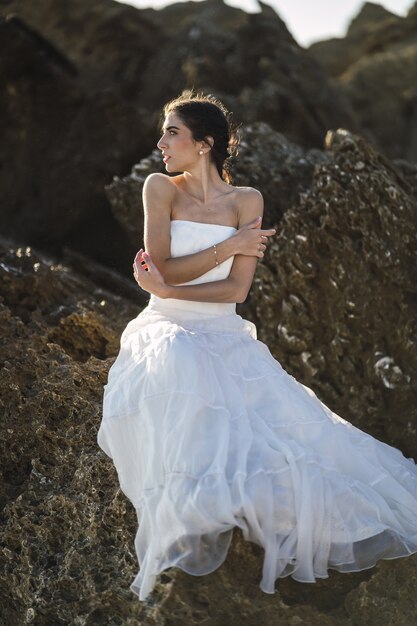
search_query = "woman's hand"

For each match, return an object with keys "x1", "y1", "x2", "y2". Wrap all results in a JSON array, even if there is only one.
[
  {"x1": 231, "y1": 217, "x2": 276, "y2": 258},
  {"x1": 133, "y1": 249, "x2": 171, "y2": 298}
]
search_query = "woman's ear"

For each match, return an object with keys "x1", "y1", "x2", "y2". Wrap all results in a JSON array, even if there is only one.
[{"x1": 204, "y1": 136, "x2": 214, "y2": 151}]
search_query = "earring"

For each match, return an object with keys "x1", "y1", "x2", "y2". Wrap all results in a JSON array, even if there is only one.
[{"x1": 199, "y1": 150, "x2": 203, "y2": 155}]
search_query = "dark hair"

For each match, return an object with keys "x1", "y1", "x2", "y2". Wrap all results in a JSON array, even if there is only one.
[{"x1": 160, "y1": 89, "x2": 240, "y2": 184}]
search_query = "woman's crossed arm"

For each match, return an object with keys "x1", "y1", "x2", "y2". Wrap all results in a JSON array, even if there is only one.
[
  {"x1": 134, "y1": 185, "x2": 270, "y2": 303},
  {"x1": 142, "y1": 173, "x2": 274, "y2": 287}
]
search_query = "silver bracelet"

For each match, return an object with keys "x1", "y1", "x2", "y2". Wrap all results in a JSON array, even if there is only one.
[{"x1": 213, "y1": 244, "x2": 219, "y2": 266}]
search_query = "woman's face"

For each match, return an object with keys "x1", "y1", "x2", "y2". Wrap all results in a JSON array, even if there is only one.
[{"x1": 157, "y1": 112, "x2": 202, "y2": 173}]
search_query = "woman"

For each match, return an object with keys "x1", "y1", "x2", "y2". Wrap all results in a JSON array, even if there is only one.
[{"x1": 97, "y1": 90, "x2": 417, "y2": 602}]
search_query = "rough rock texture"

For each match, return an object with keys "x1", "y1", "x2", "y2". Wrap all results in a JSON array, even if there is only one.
[
  {"x1": 0, "y1": 12, "x2": 148, "y2": 272},
  {"x1": 136, "y1": 0, "x2": 358, "y2": 145},
  {"x1": 308, "y1": 2, "x2": 401, "y2": 78},
  {"x1": 309, "y1": 2, "x2": 417, "y2": 162},
  {"x1": 249, "y1": 127, "x2": 417, "y2": 457},
  {"x1": 2, "y1": 0, "x2": 417, "y2": 622},
  {"x1": 2, "y1": 128, "x2": 417, "y2": 624},
  {"x1": 0, "y1": 0, "x2": 357, "y2": 270}
]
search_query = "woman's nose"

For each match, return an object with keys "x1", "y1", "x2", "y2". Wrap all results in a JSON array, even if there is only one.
[{"x1": 157, "y1": 136, "x2": 166, "y2": 150}]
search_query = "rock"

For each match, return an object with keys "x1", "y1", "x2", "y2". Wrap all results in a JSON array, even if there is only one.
[
  {"x1": 391, "y1": 158, "x2": 417, "y2": 200},
  {"x1": 0, "y1": 9, "x2": 154, "y2": 273},
  {"x1": 0, "y1": 4, "x2": 155, "y2": 269},
  {"x1": 243, "y1": 128, "x2": 417, "y2": 459},
  {"x1": 0, "y1": 236, "x2": 146, "y2": 623},
  {"x1": 105, "y1": 148, "x2": 165, "y2": 250},
  {"x1": 137, "y1": 0, "x2": 358, "y2": 148},
  {"x1": 309, "y1": 2, "x2": 417, "y2": 161},
  {"x1": 308, "y1": 2, "x2": 400, "y2": 77},
  {"x1": 2, "y1": 126, "x2": 417, "y2": 622},
  {"x1": 0, "y1": 0, "x2": 358, "y2": 272},
  {"x1": 344, "y1": 553, "x2": 417, "y2": 626},
  {"x1": 1, "y1": 1, "x2": 417, "y2": 620}
]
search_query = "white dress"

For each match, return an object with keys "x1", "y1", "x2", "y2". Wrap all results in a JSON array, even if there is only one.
[{"x1": 97, "y1": 219, "x2": 417, "y2": 601}]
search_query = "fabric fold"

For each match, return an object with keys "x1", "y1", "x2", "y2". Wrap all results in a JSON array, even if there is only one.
[
  {"x1": 98, "y1": 219, "x2": 417, "y2": 601},
  {"x1": 98, "y1": 303, "x2": 417, "y2": 601}
]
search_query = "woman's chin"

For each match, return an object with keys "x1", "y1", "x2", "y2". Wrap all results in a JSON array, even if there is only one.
[{"x1": 165, "y1": 162, "x2": 182, "y2": 173}]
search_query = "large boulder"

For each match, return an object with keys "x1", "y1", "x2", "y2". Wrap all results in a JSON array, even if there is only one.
[
  {"x1": 308, "y1": 2, "x2": 400, "y2": 78},
  {"x1": 309, "y1": 2, "x2": 417, "y2": 162},
  {"x1": 1, "y1": 126, "x2": 417, "y2": 623},
  {"x1": 136, "y1": 0, "x2": 358, "y2": 147},
  {"x1": 246, "y1": 128, "x2": 417, "y2": 459},
  {"x1": 0, "y1": 0, "x2": 358, "y2": 271},
  {"x1": 0, "y1": 13, "x2": 150, "y2": 272}
]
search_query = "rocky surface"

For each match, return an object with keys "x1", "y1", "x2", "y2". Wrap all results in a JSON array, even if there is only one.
[
  {"x1": 2, "y1": 0, "x2": 416, "y2": 275},
  {"x1": 251, "y1": 127, "x2": 417, "y2": 456},
  {"x1": 0, "y1": 12, "x2": 148, "y2": 273},
  {"x1": 308, "y1": 2, "x2": 400, "y2": 78},
  {"x1": 309, "y1": 2, "x2": 417, "y2": 162},
  {"x1": 0, "y1": 0, "x2": 357, "y2": 271},
  {"x1": 1, "y1": 127, "x2": 417, "y2": 624},
  {"x1": 136, "y1": 0, "x2": 358, "y2": 146},
  {"x1": 1, "y1": 0, "x2": 417, "y2": 622}
]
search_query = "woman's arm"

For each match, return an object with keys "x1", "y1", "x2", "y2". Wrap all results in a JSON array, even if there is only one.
[
  {"x1": 142, "y1": 173, "x2": 274, "y2": 284},
  {"x1": 134, "y1": 189, "x2": 266, "y2": 303}
]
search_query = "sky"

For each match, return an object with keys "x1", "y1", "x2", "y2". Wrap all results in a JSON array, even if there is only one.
[{"x1": 115, "y1": 0, "x2": 415, "y2": 46}]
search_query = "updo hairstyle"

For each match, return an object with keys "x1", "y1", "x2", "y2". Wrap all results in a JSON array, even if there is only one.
[{"x1": 161, "y1": 89, "x2": 240, "y2": 184}]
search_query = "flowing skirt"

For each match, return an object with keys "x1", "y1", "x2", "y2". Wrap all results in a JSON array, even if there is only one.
[{"x1": 97, "y1": 303, "x2": 417, "y2": 601}]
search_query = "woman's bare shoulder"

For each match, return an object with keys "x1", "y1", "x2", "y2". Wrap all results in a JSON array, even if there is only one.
[
  {"x1": 233, "y1": 185, "x2": 263, "y2": 200},
  {"x1": 230, "y1": 185, "x2": 264, "y2": 209},
  {"x1": 143, "y1": 174, "x2": 179, "y2": 212},
  {"x1": 234, "y1": 185, "x2": 264, "y2": 205},
  {"x1": 143, "y1": 172, "x2": 177, "y2": 192},
  {"x1": 234, "y1": 186, "x2": 264, "y2": 225}
]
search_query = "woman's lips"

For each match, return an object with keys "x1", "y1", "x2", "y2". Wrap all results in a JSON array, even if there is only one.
[{"x1": 163, "y1": 155, "x2": 171, "y2": 163}]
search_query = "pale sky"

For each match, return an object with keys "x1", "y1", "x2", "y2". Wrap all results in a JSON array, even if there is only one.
[{"x1": 115, "y1": 0, "x2": 415, "y2": 46}]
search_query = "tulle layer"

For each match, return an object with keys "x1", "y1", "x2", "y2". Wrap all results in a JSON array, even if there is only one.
[{"x1": 97, "y1": 305, "x2": 417, "y2": 601}]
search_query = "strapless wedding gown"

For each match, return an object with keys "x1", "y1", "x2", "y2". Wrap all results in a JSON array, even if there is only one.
[{"x1": 97, "y1": 220, "x2": 417, "y2": 601}]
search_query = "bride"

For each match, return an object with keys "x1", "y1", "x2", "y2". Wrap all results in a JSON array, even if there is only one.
[{"x1": 97, "y1": 89, "x2": 417, "y2": 602}]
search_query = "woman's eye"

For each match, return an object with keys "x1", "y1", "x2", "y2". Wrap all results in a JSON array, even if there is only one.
[{"x1": 169, "y1": 131, "x2": 176, "y2": 135}]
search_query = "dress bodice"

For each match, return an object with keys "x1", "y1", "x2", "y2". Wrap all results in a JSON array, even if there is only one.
[{"x1": 148, "y1": 220, "x2": 237, "y2": 316}]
